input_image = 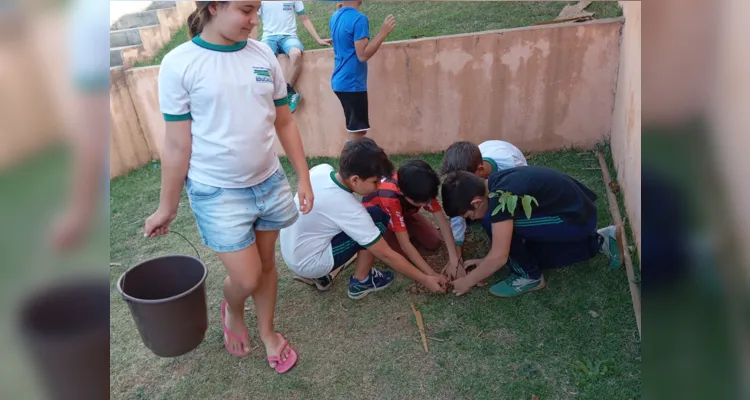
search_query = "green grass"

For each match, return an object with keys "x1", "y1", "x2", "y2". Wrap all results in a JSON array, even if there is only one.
[
  {"x1": 109, "y1": 146, "x2": 640, "y2": 400},
  {"x1": 134, "y1": 1, "x2": 622, "y2": 67}
]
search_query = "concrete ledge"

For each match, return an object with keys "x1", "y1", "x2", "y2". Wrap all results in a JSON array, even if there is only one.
[{"x1": 110, "y1": 26, "x2": 151, "y2": 48}]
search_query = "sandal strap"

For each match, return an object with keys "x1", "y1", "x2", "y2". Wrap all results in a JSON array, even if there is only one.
[
  {"x1": 221, "y1": 300, "x2": 248, "y2": 344},
  {"x1": 266, "y1": 335, "x2": 291, "y2": 364}
]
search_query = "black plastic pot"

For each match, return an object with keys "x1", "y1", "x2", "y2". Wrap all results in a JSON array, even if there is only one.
[
  {"x1": 117, "y1": 254, "x2": 208, "y2": 357},
  {"x1": 18, "y1": 277, "x2": 110, "y2": 400}
]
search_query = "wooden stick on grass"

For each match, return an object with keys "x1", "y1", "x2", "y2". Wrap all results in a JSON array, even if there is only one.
[
  {"x1": 410, "y1": 303, "x2": 429, "y2": 353},
  {"x1": 595, "y1": 151, "x2": 641, "y2": 338}
]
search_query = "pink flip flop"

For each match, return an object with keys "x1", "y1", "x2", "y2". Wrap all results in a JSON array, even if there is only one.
[
  {"x1": 266, "y1": 333, "x2": 298, "y2": 374},
  {"x1": 221, "y1": 299, "x2": 250, "y2": 357}
]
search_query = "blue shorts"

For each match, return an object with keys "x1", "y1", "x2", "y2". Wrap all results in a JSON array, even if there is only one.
[
  {"x1": 261, "y1": 34, "x2": 304, "y2": 56},
  {"x1": 186, "y1": 168, "x2": 299, "y2": 253}
]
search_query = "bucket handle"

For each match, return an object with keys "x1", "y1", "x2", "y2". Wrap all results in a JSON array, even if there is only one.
[
  {"x1": 168, "y1": 230, "x2": 201, "y2": 261},
  {"x1": 119, "y1": 230, "x2": 201, "y2": 301}
]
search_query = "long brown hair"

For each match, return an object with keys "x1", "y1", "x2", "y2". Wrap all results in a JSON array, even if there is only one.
[{"x1": 187, "y1": 1, "x2": 227, "y2": 38}]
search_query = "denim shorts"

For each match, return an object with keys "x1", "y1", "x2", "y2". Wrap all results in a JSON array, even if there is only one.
[
  {"x1": 186, "y1": 168, "x2": 299, "y2": 253},
  {"x1": 261, "y1": 34, "x2": 304, "y2": 56}
]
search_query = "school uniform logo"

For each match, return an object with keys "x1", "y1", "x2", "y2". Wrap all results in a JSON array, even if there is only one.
[
  {"x1": 253, "y1": 67, "x2": 273, "y2": 83},
  {"x1": 282, "y1": 2, "x2": 293, "y2": 11}
]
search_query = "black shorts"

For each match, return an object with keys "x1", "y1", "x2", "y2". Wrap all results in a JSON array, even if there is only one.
[{"x1": 334, "y1": 91, "x2": 370, "y2": 132}]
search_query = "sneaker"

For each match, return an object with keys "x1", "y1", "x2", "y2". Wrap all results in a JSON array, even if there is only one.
[
  {"x1": 489, "y1": 274, "x2": 546, "y2": 297},
  {"x1": 347, "y1": 268, "x2": 394, "y2": 300},
  {"x1": 289, "y1": 92, "x2": 301, "y2": 113},
  {"x1": 597, "y1": 225, "x2": 622, "y2": 268},
  {"x1": 312, "y1": 275, "x2": 334, "y2": 291},
  {"x1": 292, "y1": 274, "x2": 334, "y2": 291}
]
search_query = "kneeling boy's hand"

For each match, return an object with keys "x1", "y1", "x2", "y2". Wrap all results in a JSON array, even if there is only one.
[
  {"x1": 423, "y1": 274, "x2": 447, "y2": 293},
  {"x1": 451, "y1": 277, "x2": 473, "y2": 296}
]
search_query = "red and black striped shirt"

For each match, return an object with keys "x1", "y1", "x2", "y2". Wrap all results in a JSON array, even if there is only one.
[{"x1": 362, "y1": 174, "x2": 442, "y2": 233}]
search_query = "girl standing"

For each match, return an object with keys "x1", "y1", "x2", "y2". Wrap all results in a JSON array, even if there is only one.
[{"x1": 144, "y1": 1, "x2": 313, "y2": 374}]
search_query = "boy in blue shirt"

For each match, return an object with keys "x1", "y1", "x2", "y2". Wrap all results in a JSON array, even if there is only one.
[{"x1": 330, "y1": 1, "x2": 396, "y2": 141}]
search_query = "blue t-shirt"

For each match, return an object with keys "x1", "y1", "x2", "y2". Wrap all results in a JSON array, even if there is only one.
[{"x1": 330, "y1": 7, "x2": 370, "y2": 92}]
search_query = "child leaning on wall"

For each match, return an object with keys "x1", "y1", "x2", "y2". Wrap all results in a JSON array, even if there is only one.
[
  {"x1": 143, "y1": 1, "x2": 313, "y2": 374},
  {"x1": 330, "y1": 1, "x2": 396, "y2": 142},
  {"x1": 280, "y1": 138, "x2": 447, "y2": 299},
  {"x1": 439, "y1": 140, "x2": 528, "y2": 261}
]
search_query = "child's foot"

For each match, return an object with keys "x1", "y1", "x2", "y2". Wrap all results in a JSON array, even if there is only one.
[
  {"x1": 312, "y1": 274, "x2": 334, "y2": 291},
  {"x1": 289, "y1": 92, "x2": 301, "y2": 113},
  {"x1": 263, "y1": 332, "x2": 298, "y2": 374},
  {"x1": 348, "y1": 268, "x2": 394, "y2": 300},
  {"x1": 220, "y1": 300, "x2": 251, "y2": 356},
  {"x1": 597, "y1": 225, "x2": 622, "y2": 268},
  {"x1": 489, "y1": 274, "x2": 546, "y2": 297}
]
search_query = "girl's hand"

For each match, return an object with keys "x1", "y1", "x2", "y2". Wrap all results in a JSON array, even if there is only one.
[
  {"x1": 144, "y1": 208, "x2": 177, "y2": 237},
  {"x1": 451, "y1": 277, "x2": 473, "y2": 296},
  {"x1": 297, "y1": 179, "x2": 314, "y2": 214}
]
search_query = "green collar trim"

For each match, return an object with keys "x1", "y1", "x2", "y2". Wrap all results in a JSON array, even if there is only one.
[
  {"x1": 483, "y1": 157, "x2": 498, "y2": 173},
  {"x1": 330, "y1": 171, "x2": 352, "y2": 193},
  {"x1": 192, "y1": 35, "x2": 247, "y2": 52}
]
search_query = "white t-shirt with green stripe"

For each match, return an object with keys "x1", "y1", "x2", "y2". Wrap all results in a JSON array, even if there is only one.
[
  {"x1": 280, "y1": 164, "x2": 383, "y2": 279},
  {"x1": 158, "y1": 36, "x2": 289, "y2": 188},
  {"x1": 259, "y1": 1, "x2": 306, "y2": 37}
]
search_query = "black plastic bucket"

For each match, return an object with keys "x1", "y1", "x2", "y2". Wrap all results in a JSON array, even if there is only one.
[
  {"x1": 117, "y1": 247, "x2": 208, "y2": 357},
  {"x1": 18, "y1": 277, "x2": 110, "y2": 400}
]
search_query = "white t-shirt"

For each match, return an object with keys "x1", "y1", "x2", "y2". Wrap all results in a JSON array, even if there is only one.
[
  {"x1": 478, "y1": 140, "x2": 528, "y2": 171},
  {"x1": 259, "y1": 1, "x2": 305, "y2": 37},
  {"x1": 158, "y1": 36, "x2": 289, "y2": 188},
  {"x1": 451, "y1": 140, "x2": 528, "y2": 245},
  {"x1": 280, "y1": 164, "x2": 383, "y2": 278}
]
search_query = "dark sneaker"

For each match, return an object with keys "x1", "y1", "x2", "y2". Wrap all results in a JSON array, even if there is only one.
[
  {"x1": 489, "y1": 273, "x2": 546, "y2": 297},
  {"x1": 347, "y1": 268, "x2": 394, "y2": 300},
  {"x1": 597, "y1": 225, "x2": 621, "y2": 268},
  {"x1": 289, "y1": 92, "x2": 301, "y2": 113},
  {"x1": 312, "y1": 274, "x2": 334, "y2": 291}
]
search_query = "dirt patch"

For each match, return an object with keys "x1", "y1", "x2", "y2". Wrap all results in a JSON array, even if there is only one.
[{"x1": 407, "y1": 247, "x2": 488, "y2": 294}]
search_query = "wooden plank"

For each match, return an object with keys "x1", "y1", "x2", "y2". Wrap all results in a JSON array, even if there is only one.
[
  {"x1": 410, "y1": 303, "x2": 429, "y2": 353},
  {"x1": 596, "y1": 151, "x2": 642, "y2": 338}
]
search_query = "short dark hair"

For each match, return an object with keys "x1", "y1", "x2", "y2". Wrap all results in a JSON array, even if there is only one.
[
  {"x1": 339, "y1": 137, "x2": 394, "y2": 180},
  {"x1": 440, "y1": 141, "x2": 482, "y2": 175},
  {"x1": 441, "y1": 171, "x2": 487, "y2": 217},
  {"x1": 397, "y1": 159, "x2": 440, "y2": 203}
]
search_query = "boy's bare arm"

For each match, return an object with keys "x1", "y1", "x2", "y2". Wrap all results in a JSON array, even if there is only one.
[
  {"x1": 433, "y1": 210, "x2": 460, "y2": 263},
  {"x1": 299, "y1": 14, "x2": 330, "y2": 45},
  {"x1": 368, "y1": 238, "x2": 447, "y2": 292},
  {"x1": 464, "y1": 220, "x2": 513, "y2": 286},
  {"x1": 354, "y1": 15, "x2": 395, "y2": 62}
]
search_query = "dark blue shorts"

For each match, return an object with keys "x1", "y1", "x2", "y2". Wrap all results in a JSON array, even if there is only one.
[{"x1": 329, "y1": 206, "x2": 389, "y2": 271}]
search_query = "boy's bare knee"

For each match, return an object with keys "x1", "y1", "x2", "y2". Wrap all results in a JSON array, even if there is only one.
[{"x1": 289, "y1": 48, "x2": 302, "y2": 63}]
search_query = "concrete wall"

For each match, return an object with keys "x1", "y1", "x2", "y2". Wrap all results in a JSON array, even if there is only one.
[
  {"x1": 110, "y1": 18, "x2": 624, "y2": 177},
  {"x1": 110, "y1": 67, "x2": 152, "y2": 178},
  {"x1": 121, "y1": 1, "x2": 196, "y2": 66},
  {"x1": 610, "y1": 2, "x2": 641, "y2": 256}
]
